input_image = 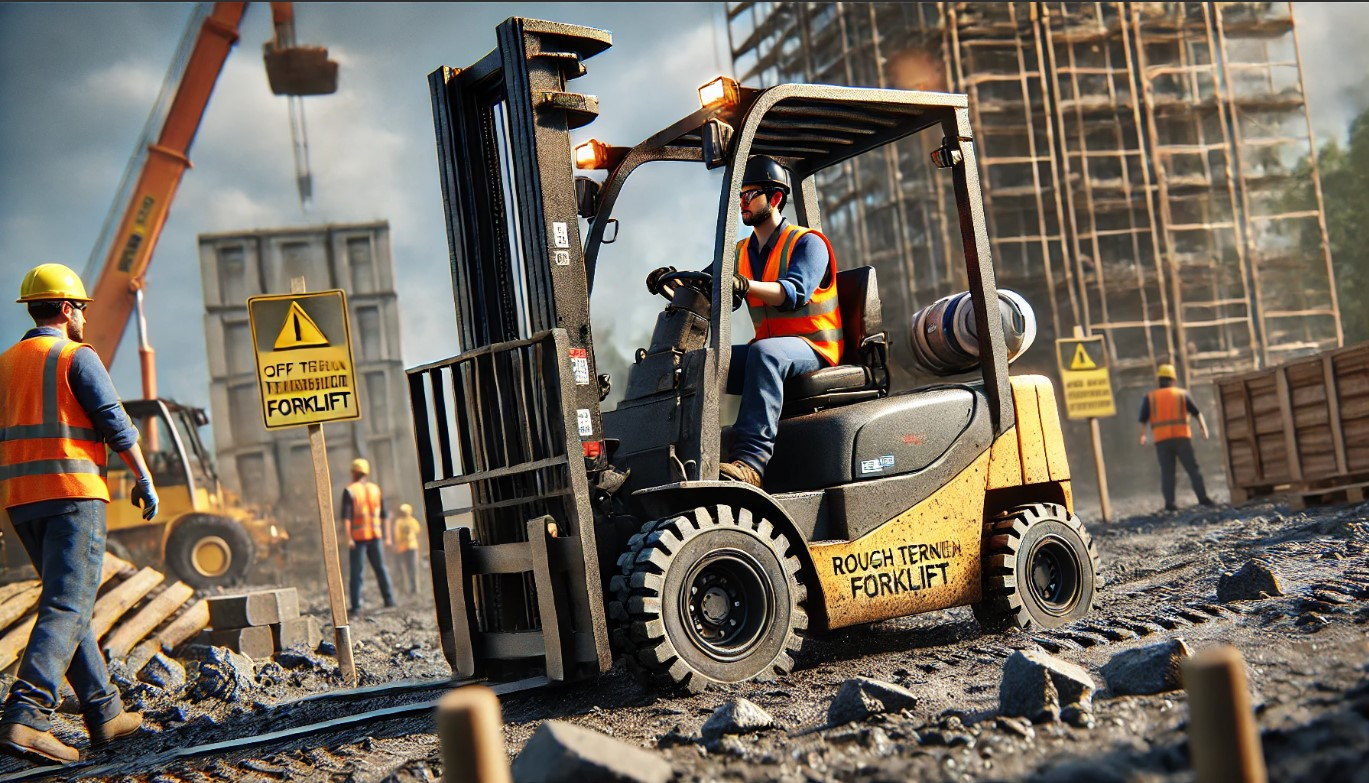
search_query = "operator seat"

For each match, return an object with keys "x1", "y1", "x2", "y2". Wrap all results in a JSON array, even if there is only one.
[{"x1": 781, "y1": 266, "x2": 890, "y2": 417}]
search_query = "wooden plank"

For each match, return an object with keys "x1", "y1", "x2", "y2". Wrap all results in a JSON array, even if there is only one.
[
  {"x1": 127, "y1": 598, "x2": 209, "y2": 674},
  {"x1": 443, "y1": 527, "x2": 476, "y2": 678},
  {"x1": 1275, "y1": 367, "x2": 1302, "y2": 483},
  {"x1": 1324, "y1": 354, "x2": 1349, "y2": 475},
  {"x1": 0, "y1": 557, "x2": 126, "y2": 670},
  {"x1": 525, "y1": 516, "x2": 564, "y2": 682},
  {"x1": 0, "y1": 581, "x2": 37, "y2": 605},
  {"x1": 0, "y1": 586, "x2": 42, "y2": 633},
  {"x1": 92, "y1": 567, "x2": 164, "y2": 640},
  {"x1": 102, "y1": 581, "x2": 196, "y2": 660}
]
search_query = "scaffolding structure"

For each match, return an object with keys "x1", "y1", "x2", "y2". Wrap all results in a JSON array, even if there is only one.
[{"x1": 726, "y1": 2, "x2": 1340, "y2": 390}]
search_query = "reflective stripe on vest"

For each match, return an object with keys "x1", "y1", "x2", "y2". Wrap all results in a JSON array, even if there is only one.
[
  {"x1": 348, "y1": 481, "x2": 384, "y2": 541},
  {"x1": 1147, "y1": 387, "x2": 1192, "y2": 442},
  {"x1": 736, "y1": 224, "x2": 844, "y2": 365},
  {"x1": 0, "y1": 336, "x2": 109, "y2": 508}
]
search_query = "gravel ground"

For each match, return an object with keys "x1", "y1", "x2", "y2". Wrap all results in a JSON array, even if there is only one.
[{"x1": 0, "y1": 496, "x2": 1364, "y2": 782}]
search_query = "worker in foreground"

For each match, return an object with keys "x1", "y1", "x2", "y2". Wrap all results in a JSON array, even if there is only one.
[
  {"x1": 646, "y1": 155, "x2": 843, "y2": 487},
  {"x1": 0, "y1": 264, "x2": 156, "y2": 765},
  {"x1": 1139, "y1": 363, "x2": 1216, "y2": 512},
  {"x1": 341, "y1": 458, "x2": 395, "y2": 612}
]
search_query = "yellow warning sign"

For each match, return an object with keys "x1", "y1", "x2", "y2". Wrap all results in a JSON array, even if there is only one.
[
  {"x1": 1056, "y1": 336, "x2": 1115, "y2": 419},
  {"x1": 274, "y1": 301, "x2": 330, "y2": 350},
  {"x1": 1070, "y1": 343, "x2": 1097, "y2": 370},
  {"x1": 247, "y1": 290, "x2": 360, "y2": 430}
]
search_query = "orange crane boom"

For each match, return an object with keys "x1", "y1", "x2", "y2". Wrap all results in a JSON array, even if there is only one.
[{"x1": 84, "y1": 2, "x2": 248, "y2": 365}]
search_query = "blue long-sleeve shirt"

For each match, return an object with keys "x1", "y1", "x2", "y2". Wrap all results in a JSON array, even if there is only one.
[
  {"x1": 7, "y1": 326, "x2": 140, "y2": 523},
  {"x1": 741, "y1": 218, "x2": 832, "y2": 311}
]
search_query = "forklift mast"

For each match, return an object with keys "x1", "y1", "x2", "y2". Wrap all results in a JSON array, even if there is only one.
[{"x1": 411, "y1": 19, "x2": 616, "y2": 680}]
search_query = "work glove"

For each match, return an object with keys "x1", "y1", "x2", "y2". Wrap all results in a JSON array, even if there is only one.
[
  {"x1": 131, "y1": 476, "x2": 159, "y2": 521},
  {"x1": 732, "y1": 273, "x2": 751, "y2": 311},
  {"x1": 645, "y1": 266, "x2": 676, "y2": 296}
]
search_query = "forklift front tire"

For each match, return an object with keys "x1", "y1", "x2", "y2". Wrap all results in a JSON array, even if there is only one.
[
  {"x1": 610, "y1": 505, "x2": 807, "y2": 694},
  {"x1": 973, "y1": 503, "x2": 1100, "y2": 632}
]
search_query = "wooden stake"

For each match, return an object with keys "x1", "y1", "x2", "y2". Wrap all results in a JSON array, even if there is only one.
[
  {"x1": 293, "y1": 276, "x2": 356, "y2": 685},
  {"x1": 437, "y1": 686, "x2": 512, "y2": 783},
  {"x1": 1183, "y1": 645, "x2": 1268, "y2": 783}
]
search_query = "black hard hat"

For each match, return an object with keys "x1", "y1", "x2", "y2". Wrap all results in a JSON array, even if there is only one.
[{"x1": 742, "y1": 155, "x2": 791, "y2": 193}]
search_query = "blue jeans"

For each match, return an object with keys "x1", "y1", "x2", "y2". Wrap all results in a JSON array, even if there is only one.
[
  {"x1": 349, "y1": 539, "x2": 394, "y2": 610},
  {"x1": 727, "y1": 337, "x2": 821, "y2": 474},
  {"x1": 4, "y1": 500, "x2": 123, "y2": 731}
]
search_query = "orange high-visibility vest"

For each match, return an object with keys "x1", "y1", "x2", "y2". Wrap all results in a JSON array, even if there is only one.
[
  {"x1": 394, "y1": 513, "x2": 420, "y2": 552},
  {"x1": 736, "y1": 224, "x2": 844, "y2": 366},
  {"x1": 348, "y1": 481, "x2": 383, "y2": 542},
  {"x1": 0, "y1": 336, "x2": 109, "y2": 508},
  {"x1": 1147, "y1": 386, "x2": 1192, "y2": 442}
]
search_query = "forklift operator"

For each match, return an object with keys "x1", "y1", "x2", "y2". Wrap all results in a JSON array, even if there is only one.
[{"x1": 645, "y1": 155, "x2": 842, "y2": 488}]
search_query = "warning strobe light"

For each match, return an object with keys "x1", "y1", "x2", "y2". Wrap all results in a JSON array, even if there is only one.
[
  {"x1": 574, "y1": 139, "x2": 611, "y2": 170},
  {"x1": 698, "y1": 76, "x2": 739, "y2": 109}
]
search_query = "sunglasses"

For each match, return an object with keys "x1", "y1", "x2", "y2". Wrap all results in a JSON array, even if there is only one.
[
  {"x1": 739, "y1": 188, "x2": 768, "y2": 204},
  {"x1": 67, "y1": 301, "x2": 87, "y2": 311}
]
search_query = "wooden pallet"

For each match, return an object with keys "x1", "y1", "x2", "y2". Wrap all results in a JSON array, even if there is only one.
[
  {"x1": 0, "y1": 553, "x2": 207, "y2": 676},
  {"x1": 1288, "y1": 480, "x2": 1369, "y2": 511}
]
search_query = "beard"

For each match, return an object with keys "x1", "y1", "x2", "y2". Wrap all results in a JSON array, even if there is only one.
[
  {"x1": 741, "y1": 201, "x2": 773, "y2": 226},
  {"x1": 68, "y1": 315, "x2": 84, "y2": 342}
]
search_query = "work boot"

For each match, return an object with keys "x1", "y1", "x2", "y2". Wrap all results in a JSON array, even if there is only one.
[
  {"x1": 0, "y1": 722, "x2": 79, "y2": 765},
  {"x1": 1198, "y1": 496, "x2": 1216, "y2": 507},
  {"x1": 85, "y1": 711, "x2": 142, "y2": 748},
  {"x1": 718, "y1": 460, "x2": 763, "y2": 488}
]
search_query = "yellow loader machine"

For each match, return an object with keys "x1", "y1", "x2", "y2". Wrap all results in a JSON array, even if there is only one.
[{"x1": 411, "y1": 19, "x2": 1100, "y2": 691}]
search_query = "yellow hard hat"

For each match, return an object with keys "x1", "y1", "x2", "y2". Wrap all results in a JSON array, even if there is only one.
[
  {"x1": 351, "y1": 458, "x2": 370, "y2": 475},
  {"x1": 1157, "y1": 363, "x2": 1178, "y2": 380},
  {"x1": 399, "y1": 503, "x2": 413, "y2": 515},
  {"x1": 17, "y1": 264, "x2": 92, "y2": 303}
]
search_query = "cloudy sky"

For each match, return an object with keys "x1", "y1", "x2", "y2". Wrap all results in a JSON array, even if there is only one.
[{"x1": 2, "y1": 3, "x2": 1367, "y2": 425}]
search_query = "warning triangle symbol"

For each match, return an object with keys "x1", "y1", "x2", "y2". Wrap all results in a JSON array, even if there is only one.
[
  {"x1": 273, "y1": 301, "x2": 330, "y2": 350},
  {"x1": 1070, "y1": 343, "x2": 1098, "y2": 370}
]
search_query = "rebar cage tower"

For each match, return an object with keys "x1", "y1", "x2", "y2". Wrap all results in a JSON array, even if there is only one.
[{"x1": 725, "y1": 1, "x2": 1340, "y2": 390}]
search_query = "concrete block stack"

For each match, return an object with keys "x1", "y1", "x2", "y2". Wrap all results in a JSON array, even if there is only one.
[{"x1": 201, "y1": 588, "x2": 320, "y2": 659}]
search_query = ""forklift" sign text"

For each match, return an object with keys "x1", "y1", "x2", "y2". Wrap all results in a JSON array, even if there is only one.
[{"x1": 247, "y1": 290, "x2": 361, "y2": 430}]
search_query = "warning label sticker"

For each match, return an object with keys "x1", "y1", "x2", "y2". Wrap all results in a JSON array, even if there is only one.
[
  {"x1": 1056, "y1": 336, "x2": 1116, "y2": 420},
  {"x1": 248, "y1": 290, "x2": 361, "y2": 430},
  {"x1": 569, "y1": 348, "x2": 590, "y2": 385}
]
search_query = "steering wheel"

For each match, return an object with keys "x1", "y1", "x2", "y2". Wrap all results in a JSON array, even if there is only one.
[{"x1": 654, "y1": 270, "x2": 713, "y2": 301}]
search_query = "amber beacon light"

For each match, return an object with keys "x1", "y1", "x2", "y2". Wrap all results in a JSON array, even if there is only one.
[
  {"x1": 697, "y1": 75, "x2": 740, "y2": 109},
  {"x1": 574, "y1": 139, "x2": 611, "y2": 169}
]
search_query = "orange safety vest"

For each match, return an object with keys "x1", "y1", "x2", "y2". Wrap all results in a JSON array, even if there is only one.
[
  {"x1": 0, "y1": 336, "x2": 109, "y2": 508},
  {"x1": 1147, "y1": 386, "x2": 1192, "y2": 442},
  {"x1": 736, "y1": 224, "x2": 844, "y2": 366},
  {"x1": 347, "y1": 481, "x2": 384, "y2": 542}
]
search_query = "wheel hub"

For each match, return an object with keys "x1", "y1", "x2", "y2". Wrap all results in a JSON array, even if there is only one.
[
  {"x1": 191, "y1": 535, "x2": 232, "y2": 578},
  {"x1": 1027, "y1": 534, "x2": 1081, "y2": 616},
  {"x1": 679, "y1": 551, "x2": 773, "y2": 662}
]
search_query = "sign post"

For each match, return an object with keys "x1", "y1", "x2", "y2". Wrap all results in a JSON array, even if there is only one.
[
  {"x1": 1057, "y1": 327, "x2": 1115, "y2": 522},
  {"x1": 248, "y1": 279, "x2": 359, "y2": 684}
]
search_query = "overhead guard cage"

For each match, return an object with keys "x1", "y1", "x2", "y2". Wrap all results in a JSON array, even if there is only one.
[{"x1": 408, "y1": 19, "x2": 615, "y2": 682}]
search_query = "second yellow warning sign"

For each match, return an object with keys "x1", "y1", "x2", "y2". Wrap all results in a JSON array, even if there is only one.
[{"x1": 247, "y1": 290, "x2": 361, "y2": 430}]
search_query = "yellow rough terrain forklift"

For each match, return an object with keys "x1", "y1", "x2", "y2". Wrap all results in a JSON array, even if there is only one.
[{"x1": 410, "y1": 18, "x2": 1100, "y2": 692}]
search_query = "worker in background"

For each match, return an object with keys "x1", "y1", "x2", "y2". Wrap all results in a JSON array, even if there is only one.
[
  {"x1": 391, "y1": 503, "x2": 422, "y2": 596},
  {"x1": 341, "y1": 458, "x2": 395, "y2": 612},
  {"x1": 0, "y1": 264, "x2": 153, "y2": 765},
  {"x1": 1139, "y1": 363, "x2": 1216, "y2": 512},
  {"x1": 646, "y1": 155, "x2": 843, "y2": 488}
]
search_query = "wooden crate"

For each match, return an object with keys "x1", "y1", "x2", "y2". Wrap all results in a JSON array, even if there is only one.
[{"x1": 1214, "y1": 342, "x2": 1369, "y2": 504}]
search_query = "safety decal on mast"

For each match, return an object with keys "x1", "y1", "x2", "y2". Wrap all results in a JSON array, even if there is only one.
[{"x1": 569, "y1": 348, "x2": 591, "y2": 385}]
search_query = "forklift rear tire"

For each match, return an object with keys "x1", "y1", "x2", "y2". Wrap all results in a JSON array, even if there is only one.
[
  {"x1": 165, "y1": 515, "x2": 255, "y2": 589},
  {"x1": 973, "y1": 503, "x2": 1100, "y2": 632},
  {"x1": 609, "y1": 504, "x2": 807, "y2": 694}
]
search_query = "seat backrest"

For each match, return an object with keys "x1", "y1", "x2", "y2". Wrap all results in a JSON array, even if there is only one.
[{"x1": 835, "y1": 266, "x2": 882, "y2": 365}]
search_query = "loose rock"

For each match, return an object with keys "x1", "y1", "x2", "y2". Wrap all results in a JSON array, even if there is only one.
[
  {"x1": 827, "y1": 677, "x2": 918, "y2": 725},
  {"x1": 188, "y1": 647, "x2": 257, "y2": 703},
  {"x1": 701, "y1": 698, "x2": 774, "y2": 741},
  {"x1": 512, "y1": 720, "x2": 673, "y2": 783},
  {"x1": 137, "y1": 652, "x2": 187, "y2": 693},
  {"x1": 1217, "y1": 559, "x2": 1284, "y2": 602},
  {"x1": 1000, "y1": 650, "x2": 1094, "y2": 723},
  {"x1": 1100, "y1": 638, "x2": 1192, "y2": 695}
]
